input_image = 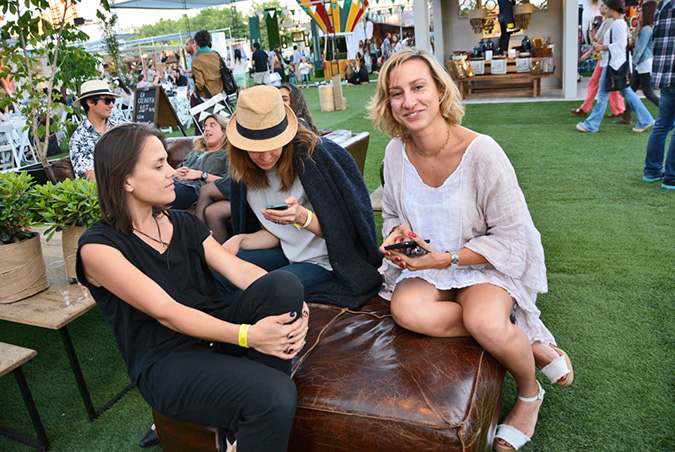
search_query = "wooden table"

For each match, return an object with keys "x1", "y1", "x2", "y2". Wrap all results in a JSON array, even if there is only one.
[
  {"x1": 0, "y1": 232, "x2": 133, "y2": 421},
  {"x1": 447, "y1": 58, "x2": 552, "y2": 99},
  {"x1": 455, "y1": 72, "x2": 548, "y2": 99}
]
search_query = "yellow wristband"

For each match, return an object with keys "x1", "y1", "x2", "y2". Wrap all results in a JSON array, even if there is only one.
[
  {"x1": 238, "y1": 324, "x2": 250, "y2": 348},
  {"x1": 294, "y1": 209, "x2": 313, "y2": 229}
]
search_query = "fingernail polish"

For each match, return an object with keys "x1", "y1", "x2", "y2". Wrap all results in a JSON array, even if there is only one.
[
  {"x1": 289, "y1": 334, "x2": 294, "y2": 339},
  {"x1": 410, "y1": 232, "x2": 417, "y2": 238},
  {"x1": 395, "y1": 257, "x2": 400, "y2": 261},
  {"x1": 303, "y1": 310, "x2": 309, "y2": 316},
  {"x1": 289, "y1": 348, "x2": 294, "y2": 353},
  {"x1": 290, "y1": 311, "x2": 297, "y2": 318},
  {"x1": 385, "y1": 251, "x2": 391, "y2": 256}
]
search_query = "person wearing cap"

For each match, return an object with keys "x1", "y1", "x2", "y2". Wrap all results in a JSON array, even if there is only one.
[
  {"x1": 69, "y1": 79, "x2": 125, "y2": 180},
  {"x1": 220, "y1": 85, "x2": 381, "y2": 309}
]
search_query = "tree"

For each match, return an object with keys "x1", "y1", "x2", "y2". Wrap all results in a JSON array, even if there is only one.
[
  {"x1": 100, "y1": 12, "x2": 123, "y2": 77},
  {"x1": 0, "y1": 0, "x2": 109, "y2": 172}
]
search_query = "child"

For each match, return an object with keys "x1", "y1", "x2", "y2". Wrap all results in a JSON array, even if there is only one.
[
  {"x1": 288, "y1": 62, "x2": 296, "y2": 85},
  {"x1": 298, "y1": 57, "x2": 311, "y2": 88}
]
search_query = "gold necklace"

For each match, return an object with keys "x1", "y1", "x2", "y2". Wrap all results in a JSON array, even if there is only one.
[
  {"x1": 410, "y1": 125, "x2": 452, "y2": 158},
  {"x1": 134, "y1": 215, "x2": 168, "y2": 250}
]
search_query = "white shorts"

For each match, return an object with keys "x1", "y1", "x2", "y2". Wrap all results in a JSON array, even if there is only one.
[{"x1": 253, "y1": 71, "x2": 271, "y2": 85}]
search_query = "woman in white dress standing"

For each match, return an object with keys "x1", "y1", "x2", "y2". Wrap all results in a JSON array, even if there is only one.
[
  {"x1": 231, "y1": 48, "x2": 249, "y2": 94},
  {"x1": 368, "y1": 48, "x2": 573, "y2": 452}
]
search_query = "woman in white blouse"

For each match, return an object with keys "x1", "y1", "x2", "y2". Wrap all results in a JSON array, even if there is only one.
[
  {"x1": 368, "y1": 48, "x2": 573, "y2": 452},
  {"x1": 576, "y1": 0, "x2": 654, "y2": 133}
]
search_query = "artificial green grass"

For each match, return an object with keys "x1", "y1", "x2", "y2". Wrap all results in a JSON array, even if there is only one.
[{"x1": 1, "y1": 83, "x2": 674, "y2": 451}]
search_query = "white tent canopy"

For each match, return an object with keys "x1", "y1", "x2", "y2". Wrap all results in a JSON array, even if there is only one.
[{"x1": 109, "y1": 0, "x2": 245, "y2": 9}]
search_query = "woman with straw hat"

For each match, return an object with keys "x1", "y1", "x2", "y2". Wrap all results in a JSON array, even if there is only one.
[{"x1": 220, "y1": 85, "x2": 381, "y2": 309}]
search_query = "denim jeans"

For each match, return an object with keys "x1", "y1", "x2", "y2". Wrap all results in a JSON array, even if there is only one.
[
  {"x1": 581, "y1": 67, "x2": 654, "y2": 132},
  {"x1": 214, "y1": 247, "x2": 334, "y2": 303},
  {"x1": 644, "y1": 86, "x2": 675, "y2": 180}
]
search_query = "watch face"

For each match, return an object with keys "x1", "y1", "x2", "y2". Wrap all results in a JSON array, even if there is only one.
[{"x1": 201, "y1": 171, "x2": 208, "y2": 180}]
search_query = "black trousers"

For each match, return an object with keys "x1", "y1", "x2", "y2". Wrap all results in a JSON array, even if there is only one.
[
  {"x1": 627, "y1": 70, "x2": 660, "y2": 110},
  {"x1": 170, "y1": 183, "x2": 199, "y2": 210},
  {"x1": 137, "y1": 271, "x2": 304, "y2": 452}
]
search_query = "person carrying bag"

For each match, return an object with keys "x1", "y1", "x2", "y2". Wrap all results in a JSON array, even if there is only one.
[
  {"x1": 605, "y1": 29, "x2": 631, "y2": 91},
  {"x1": 576, "y1": 0, "x2": 654, "y2": 133}
]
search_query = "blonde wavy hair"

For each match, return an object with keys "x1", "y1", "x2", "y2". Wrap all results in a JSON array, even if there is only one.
[
  {"x1": 367, "y1": 48, "x2": 465, "y2": 139},
  {"x1": 193, "y1": 113, "x2": 229, "y2": 151}
]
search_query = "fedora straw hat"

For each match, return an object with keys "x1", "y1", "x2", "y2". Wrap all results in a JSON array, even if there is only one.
[
  {"x1": 226, "y1": 85, "x2": 298, "y2": 152},
  {"x1": 73, "y1": 79, "x2": 119, "y2": 109}
]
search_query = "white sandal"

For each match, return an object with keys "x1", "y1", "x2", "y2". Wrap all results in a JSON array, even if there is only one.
[
  {"x1": 539, "y1": 345, "x2": 573, "y2": 387},
  {"x1": 494, "y1": 381, "x2": 545, "y2": 452}
]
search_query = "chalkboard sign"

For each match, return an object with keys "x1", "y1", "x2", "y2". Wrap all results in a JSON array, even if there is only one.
[{"x1": 133, "y1": 86, "x2": 186, "y2": 135}]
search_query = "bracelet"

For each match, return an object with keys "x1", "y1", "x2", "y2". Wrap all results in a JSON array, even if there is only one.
[
  {"x1": 238, "y1": 324, "x2": 250, "y2": 348},
  {"x1": 446, "y1": 251, "x2": 459, "y2": 268},
  {"x1": 294, "y1": 209, "x2": 313, "y2": 229}
]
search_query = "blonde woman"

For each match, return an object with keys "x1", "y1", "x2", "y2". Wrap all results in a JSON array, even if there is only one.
[
  {"x1": 368, "y1": 48, "x2": 573, "y2": 451},
  {"x1": 171, "y1": 114, "x2": 230, "y2": 209}
]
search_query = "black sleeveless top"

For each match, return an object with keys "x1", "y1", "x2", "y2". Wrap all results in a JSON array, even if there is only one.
[{"x1": 76, "y1": 210, "x2": 225, "y2": 384}]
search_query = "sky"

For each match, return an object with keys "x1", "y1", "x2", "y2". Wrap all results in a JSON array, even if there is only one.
[{"x1": 76, "y1": 0, "x2": 257, "y2": 41}]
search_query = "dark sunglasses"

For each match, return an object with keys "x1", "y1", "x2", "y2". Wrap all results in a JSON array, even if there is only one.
[{"x1": 91, "y1": 97, "x2": 115, "y2": 105}]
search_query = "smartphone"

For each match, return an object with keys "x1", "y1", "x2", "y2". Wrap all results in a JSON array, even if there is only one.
[
  {"x1": 384, "y1": 240, "x2": 431, "y2": 256},
  {"x1": 265, "y1": 203, "x2": 289, "y2": 210}
]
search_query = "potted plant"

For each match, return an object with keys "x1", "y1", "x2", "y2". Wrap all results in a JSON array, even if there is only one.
[
  {"x1": 32, "y1": 178, "x2": 100, "y2": 280},
  {"x1": 0, "y1": 171, "x2": 49, "y2": 303}
]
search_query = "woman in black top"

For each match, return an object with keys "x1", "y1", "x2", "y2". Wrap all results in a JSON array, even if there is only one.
[{"x1": 77, "y1": 123, "x2": 308, "y2": 452}]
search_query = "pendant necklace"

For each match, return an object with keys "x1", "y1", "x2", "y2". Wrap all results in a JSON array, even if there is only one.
[
  {"x1": 134, "y1": 215, "x2": 168, "y2": 251},
  {"x1": 411, "y1": 124, "x2": 451, "y2": 158}
]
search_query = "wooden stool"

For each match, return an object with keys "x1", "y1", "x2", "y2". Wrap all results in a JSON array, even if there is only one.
[
  {"x1": 0, "y1": 342, "x2": 50, "y2": 451},
  {"x1": 152, "y1": 409, "x2": 222, "y2": 452}
]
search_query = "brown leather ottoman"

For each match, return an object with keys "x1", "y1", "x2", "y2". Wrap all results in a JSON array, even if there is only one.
[{"x1": 289, "y1": 297, "x2": 506, "y2": 452}]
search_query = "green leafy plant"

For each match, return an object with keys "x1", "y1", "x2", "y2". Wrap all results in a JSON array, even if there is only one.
[
  {"x1": 32, "y1": 178, "x2": 100, "y2": 241},
  {"x1": 0, "y1": 171, "x2": 37, "y2": 244}
]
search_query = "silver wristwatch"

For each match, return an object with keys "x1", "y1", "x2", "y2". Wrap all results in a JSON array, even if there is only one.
[{"x1": 448, "y1": 251, "x2": 459, "y2": 268}]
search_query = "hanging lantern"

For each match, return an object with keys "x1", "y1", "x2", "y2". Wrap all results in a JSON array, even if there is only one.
[{"x1": 514, "y1": 2, "x2": 534, "y2": 30}]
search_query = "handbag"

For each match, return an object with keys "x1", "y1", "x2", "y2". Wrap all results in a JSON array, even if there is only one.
[
  {"x1": 214, "y1": 51, "x2": 237, "y2": 96},
  {"x1": 196, "y1": 51, "x2": 237, "y2": 99},
  {"x1": 605, "y1": 29, "x2": 631, "y2": 91}
]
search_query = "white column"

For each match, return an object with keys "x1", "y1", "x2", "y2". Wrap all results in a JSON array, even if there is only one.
[
  {"x1": 414, "y1": 0, "x2": 431, "y2": 52},
  {"x1": 562, "y1": 0, "x2": 579, "y2": 99},
  {"x1": 431, "y1": 0, "x2": 444, "y2": 61}
]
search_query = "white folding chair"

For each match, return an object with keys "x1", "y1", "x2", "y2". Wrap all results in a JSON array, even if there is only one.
[
  {"x1": 0, "y1": 123, "x2": 19, "y2": 171},
  {"x1": 9, "y1": 121, "x2": 38, "y2": 168},
  {"x1": 123, "y1": 92, "x2": 134, "y2": 122}
]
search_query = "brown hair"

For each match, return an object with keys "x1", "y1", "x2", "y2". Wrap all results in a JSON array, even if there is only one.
[
  {"x1": 279, "y1": 83, "x2": 318, "y2": 133},
  {"x1": 193, "y1": 113, "x2": 229, "y2": 151},
  {"x1": 228, "y1": 124, "x2": 317, "y2": 191},
  {"x1": 604, "y1": 0, "x2": 625, "y2": 14},
  {"x1": 94, "y1": 123, "x2": 167, "y2": 234},
  {"x1": 641, "y1": 1, "x2": 656, "y2": 27},
  {"x1": 367, "y1": 48, "x2": 465, "y2": 140}
]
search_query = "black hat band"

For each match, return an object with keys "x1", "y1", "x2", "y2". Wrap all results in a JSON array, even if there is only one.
[
  {"x1": 236, "y1": 115, "x2": 288, "y2": 141},
  {"x1": 80, "y1": 89, "x2": 114, "y2": 98}
]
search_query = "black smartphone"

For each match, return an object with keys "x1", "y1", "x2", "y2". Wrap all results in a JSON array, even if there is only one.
[
  {"x1": 265, "y1": 203, "x2": 289, "y2": 210},
  {"x1": 384, "y1": 240, "x2": 431, "y2": 256}
]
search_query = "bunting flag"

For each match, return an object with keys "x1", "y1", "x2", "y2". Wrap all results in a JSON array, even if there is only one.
[{"x1": 296, "y1": 0, "x2": 370, "y2": 34}]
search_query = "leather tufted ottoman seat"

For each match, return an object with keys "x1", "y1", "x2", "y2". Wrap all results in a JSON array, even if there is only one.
[{"x1": 289, "y1": 297, "x2": 506, "y2": 452}]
